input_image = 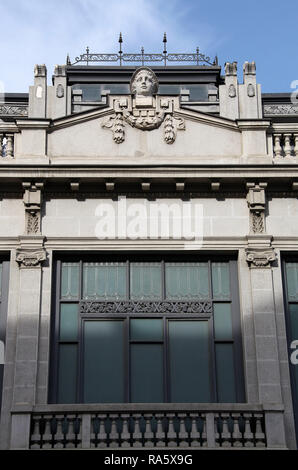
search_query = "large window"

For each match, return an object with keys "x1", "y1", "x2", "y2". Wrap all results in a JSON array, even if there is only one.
[
  {"x1": 283, "y1": 258, "x2": 298, "y2": 443},
  {"x1": 0, "y1": 258, "x2": 9, "y2": 412},
  {"x1": 50, "y1": 255, "x2": 244, "y2": 404}
]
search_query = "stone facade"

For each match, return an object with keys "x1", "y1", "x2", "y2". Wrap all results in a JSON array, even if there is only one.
[{"x1": 0, "y1": 54, "x2": 297, "y2": 450}]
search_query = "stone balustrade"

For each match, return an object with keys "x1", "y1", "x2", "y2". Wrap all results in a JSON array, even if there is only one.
[
  {"x1": 0, "y1": 133, "x2": 14, "y2": 158},
  {"x1": 10, "y1": 403, "x2": 286, "y2": 449},
  {"x1": 273, "y1": 132, "x2": 298, "y2": 158}
]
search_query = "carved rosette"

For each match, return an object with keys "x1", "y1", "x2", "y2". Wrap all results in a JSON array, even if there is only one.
[
  {"x1": 16, "y1": 249, "x2": 47, "y2": 268},
  {"x1": 245, "y1": 248, "x2": 276, "y2": 268}
]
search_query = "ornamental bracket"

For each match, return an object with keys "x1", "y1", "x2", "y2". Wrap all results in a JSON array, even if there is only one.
[
  {"x1": 22, "y1": 182, "x2": 44, "y2": 235},
  {"x1": 246, "y1": 182, "x2": 267, "y2": 234}
]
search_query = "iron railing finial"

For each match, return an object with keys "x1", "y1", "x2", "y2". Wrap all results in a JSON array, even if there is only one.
[
  {"x1": 163, "y1": 32, "x2": 167, "y2": 66},
  {"x1": 119, "y1": 32, "x2": 123, "y2": 65}
]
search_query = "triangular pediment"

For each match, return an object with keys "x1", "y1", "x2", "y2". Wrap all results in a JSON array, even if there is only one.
[{"x1": 45, "y1": 94, "x2": 243, "y2": 163}]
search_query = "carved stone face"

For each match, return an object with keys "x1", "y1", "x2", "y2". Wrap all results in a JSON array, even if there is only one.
[{"x1": 130, "y1": 67, "x2": 158, "y2": 96}]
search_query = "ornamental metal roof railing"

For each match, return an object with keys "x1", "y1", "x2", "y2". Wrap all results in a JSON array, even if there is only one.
[{"x1": 67, "y1": 33, "x2": 218, "y2": 67}]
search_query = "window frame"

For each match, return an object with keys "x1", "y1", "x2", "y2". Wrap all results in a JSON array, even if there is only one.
[{"x1": 49, "y1": 252, "x2": 245, "y2": 404}]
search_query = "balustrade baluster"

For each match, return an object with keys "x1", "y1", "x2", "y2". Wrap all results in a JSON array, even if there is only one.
[
  {"x1": 243, "y1": 414, "x2": 254, "y2": 447},
  {"x1": 155, "y1": 413, "x2": 166, "y2": 447},
  {"x1": 294, "y1": 134, "x2": 298, "y2": 157},
  {"x1": 42, "y1": 415, "x2": 54, "y2": 449},
  {"x1": 144, "y1": 414, "x2": 154, "y2": 447},
  {"x1": 200, "y1": 414, "x2": 208, "y2": 447},
  {"x1": 273, "y1": 134, "x2": 282, "y2": 157},
  {"x1": 65, "y1": 415, "x2": 76, "y2": 448},
  {"x1": 214, "y1": 414, "x2": 221, "y2": 447},
  {"x1": 30, "y1": 415, "x2": 41, "y2": 449},
  {"x1": 55, "y1": 416, "x2": 65, "y2": 449},
  {"x1": 109, "y1": 414, "x2": 119, "y2": 447},
  {"x1": 97, "y1": 414, "x2": 108, "y2": 448},
  {"x1": 177, "y1": 413, "x2": 188, "y2": 447},
  {"x1": 132, "y1": 413, "x2": 142, "y2": 447},
  {"x1": 0, "y1": 134, "x2": 3, "y2": 157},
  {"x1": 284, "y1": 133, "x2": 292, "y2": 157},
  {"x1": 189, "y1": 413, "x2": 201, "y2": 447},
  {"x1": 254, "y1": 413, "x2": 266, "y2": 447},
  {"x1": 231, "y1": 413, "x2": 243, "y2": 447},
  {"x1": 6, "y1": 134, "x2": 13, "y2": 158},
  {"x1": 121, "y1": 414, "x2": 130, "y2": 448},
  {"x1": 221, "y1": 413, "x2": 232, "y2": 447},
  {"x1": 166, "y1": 413, "x2": 177, "y2": 447}
]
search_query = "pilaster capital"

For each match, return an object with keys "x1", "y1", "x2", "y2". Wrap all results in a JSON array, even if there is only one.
[{"x1": 245, "y1": 247, "x2": 276, "y2": 268}]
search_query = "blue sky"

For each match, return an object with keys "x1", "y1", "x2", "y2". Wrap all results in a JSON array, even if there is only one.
[{"x1": 0, "y1": 0, "x2": 297, "y2": 93}]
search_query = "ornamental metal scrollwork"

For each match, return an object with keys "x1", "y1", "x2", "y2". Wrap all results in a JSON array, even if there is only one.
[{"x1": 80, "y1": 300, "x2": 212, "y2": 315}]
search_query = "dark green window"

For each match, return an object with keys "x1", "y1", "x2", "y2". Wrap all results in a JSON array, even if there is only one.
[
  {"x1": 283, "y1": 259, "x2": 298, "y2": 444},
  {"x1": 51, "y1": 256, "x2": 244, "y2": 404},
  {"x1": 0, "y1": 258, "x2": 9, "y2": 412}
]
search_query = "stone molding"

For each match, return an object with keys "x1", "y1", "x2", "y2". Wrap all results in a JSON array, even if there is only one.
[
  {"x1": 16, "y1": 248, "x2": 47, "y2": 268},
  {"x1": 245, "y1": 248, "x2": 276, "y2": 268}
]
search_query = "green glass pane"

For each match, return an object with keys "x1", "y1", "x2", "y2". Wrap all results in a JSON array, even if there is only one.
[
  {"x1": 84, "y1": 321, "x2": 124, "y2": 403},
  {"x1": 215, "y1": 344, "x2": 237, "y2": 402},
  {"x1": 169, "y1": 321, "x2": 210, "y2": 402},
  {"x1": 212, "y1": 263, "x2": 230, "y2": 300},
  {"x1": 214, "y1": 303, "x2": 233, "y2": 341},
  {"x1": 131, "y1": 344, "x2": 164, "y2": 402},
  {"x1": 58, "y1": 344, "x2": 77, "y2": 403},
  {"x1": 165, "y1": 262, "x2": 209, "y2": 300},
  {"x1": 83, "y1": 262, "x2": 126, "y2": 300},
  {"x1": 60, "y1": 304, "x2": 78, "y2": 342},
  {"x1": 130, "y1": 263, "x2": 162, "y2": 300},
  {"x1": 61, "y1": 263, "x2": 79, "y2": 299},
  {"x1": 286, "y1": 263, "x2": 298, "y2": 301},
  {"x1": 289, "y1": 304, "x2": 298, "y2": 341},
  {"x1": 130, "y1": 319, "x2": 163, "y2": 341}
]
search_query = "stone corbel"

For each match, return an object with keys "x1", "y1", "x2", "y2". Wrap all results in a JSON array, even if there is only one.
[
  {"x1": 246, "y1": 182, "x2": 267, "y2": 234},
  {"x1": 22, "y1": 182, "x2": 44, "y2": 235},
  {"x1": 245, "y1": 247, "x2": 276, "y2": 268}
]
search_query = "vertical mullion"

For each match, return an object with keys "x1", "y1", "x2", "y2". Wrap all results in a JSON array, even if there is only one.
[
  {"x1": 77, "y1": 260, "x2": 83, "y2": 403},
  {"x1": 162, "y1": 260, "x2": 166, "y2": 300},
  {"x1": 53, "y1": 259, "x2": 62, "y2": 403},
  {"x1": 229, "y1": 259, "x2": 245, "y2": 402},
  {"x1": 126, "y1": 260, "x2": 130, "y2": 300},
  {"x1": 164, "y1": 317, "x2": 169, "y2": 402},
  {"x1": 208, "y1": 260, "x2": 217, "y2": 402},
  {"x1": 125, "y1": 317, "x2": 130, "y2": 403}
]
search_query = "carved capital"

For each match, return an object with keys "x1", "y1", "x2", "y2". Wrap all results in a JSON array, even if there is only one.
[
  {"x1": 245, "y1": 248, "x2": 276, "y2": 268},
  {"x1": 16, "y1": 248, "x2": 47, "y2": 268}
]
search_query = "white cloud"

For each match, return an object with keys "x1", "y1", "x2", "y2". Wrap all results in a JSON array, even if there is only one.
[{"x1": 0, "y1": 0, "x2": 219, "y2": 92}]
